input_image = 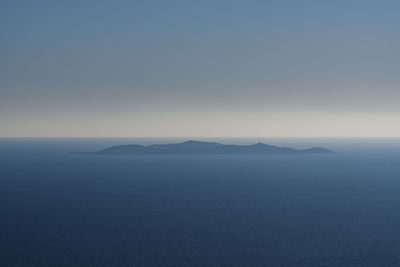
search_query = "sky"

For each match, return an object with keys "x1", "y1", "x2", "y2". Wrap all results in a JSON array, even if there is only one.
[{"x1": 1, "y1": 0, "x2": 400, "y2": 137}]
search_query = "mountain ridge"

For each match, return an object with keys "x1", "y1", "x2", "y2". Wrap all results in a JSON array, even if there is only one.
[{"x1": 73, "y1": 140, "x2": 334, "y2": 155}]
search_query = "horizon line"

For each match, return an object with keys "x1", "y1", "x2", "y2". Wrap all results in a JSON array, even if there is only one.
[{"x1": 1, "y1": 136, "x2": 400, "y2": 139}]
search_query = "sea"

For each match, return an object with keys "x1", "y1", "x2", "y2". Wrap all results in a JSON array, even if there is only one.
[{"x1": 1, "y1": 137, "x2": 400, "y2": 267}]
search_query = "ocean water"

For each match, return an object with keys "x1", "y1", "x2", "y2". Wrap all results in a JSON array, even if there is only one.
[{"x1": 1, "y1": 138, "x2": 400, "y2": 267}]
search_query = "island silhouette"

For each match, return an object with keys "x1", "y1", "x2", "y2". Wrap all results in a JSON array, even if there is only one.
[{"x1": 74, "y1": 140, "x2": 334, "y2": 155}]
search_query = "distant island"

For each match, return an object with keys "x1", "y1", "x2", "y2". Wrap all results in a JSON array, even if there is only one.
[{"x1": 74, "y1": 140, "x2": 334, "y2": 155}]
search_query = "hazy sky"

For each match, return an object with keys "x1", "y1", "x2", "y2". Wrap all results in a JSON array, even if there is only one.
[{"x1": 1, "y1": 0, "x2": 400, "y2": 137}]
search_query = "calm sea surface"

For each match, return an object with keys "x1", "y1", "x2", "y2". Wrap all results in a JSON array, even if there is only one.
[{"x1": 1, "y1": 138, "x2": 400, "y2": 266}]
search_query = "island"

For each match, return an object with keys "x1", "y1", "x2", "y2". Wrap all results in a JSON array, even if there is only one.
[{"x1": 73, "y1": 140, "x2": 334, "y2": 155}]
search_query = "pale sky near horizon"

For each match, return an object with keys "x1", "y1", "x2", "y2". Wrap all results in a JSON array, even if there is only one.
[{"x1": 1, "y1": 0, "x2": 400, "y2": 137}]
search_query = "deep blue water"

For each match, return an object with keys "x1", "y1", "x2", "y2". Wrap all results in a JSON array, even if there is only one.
[{"x1": 1, "y1": 138, "x2": 400, "y2": 266}]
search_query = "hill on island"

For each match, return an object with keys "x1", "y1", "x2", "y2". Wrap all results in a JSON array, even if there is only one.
[{"x1": 74, "y1": 140, "x2": 334, "y2": 155}]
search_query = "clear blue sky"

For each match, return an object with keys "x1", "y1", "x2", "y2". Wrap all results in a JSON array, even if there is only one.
[{"x1": 1, "y1": 0, "x2": 400, "y2": 137}]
